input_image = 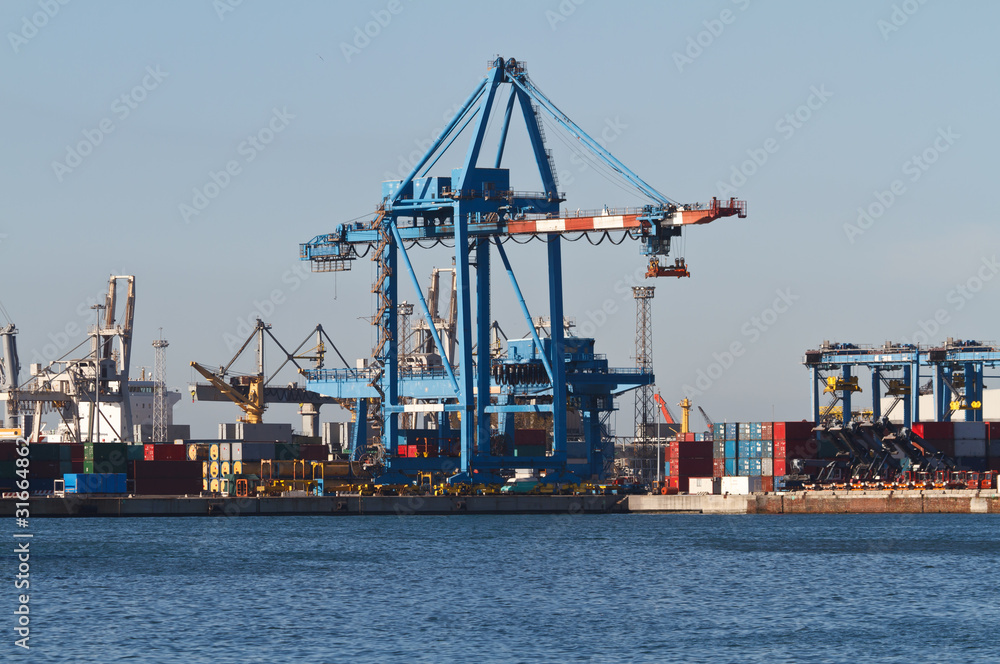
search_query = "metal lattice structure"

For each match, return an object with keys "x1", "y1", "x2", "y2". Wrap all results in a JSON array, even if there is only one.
[
  {"x1": 152, "y1": 337, "x2": 169, "y2": 442},
  {"x1": 631, "y1": 286, "x2": 655, "y2": 480},
  {"x1": 299, "y1": 57, "x2": 743, "y2": 484}
]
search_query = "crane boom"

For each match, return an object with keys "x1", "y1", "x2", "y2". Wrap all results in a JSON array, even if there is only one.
[
  {"x1": 653, "y1": 392, "x2": 676, "y2": 425},
  {"x1": 190, "y1": 361, "x2": 265, "y2": 424}
]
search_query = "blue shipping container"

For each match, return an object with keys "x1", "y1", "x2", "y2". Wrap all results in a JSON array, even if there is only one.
[
  {"x1": 739, "y1": 441, "x2": 764, "y2": 459},
  {"x1": 725, "y1": 423, "x2": 738, "y2": 439},
  {"x1": 724, "y1": 458, "x2": 737, "y2": 476},
  {"x1": 724, "y1": 440, "x2": 737, "y2": 459},
  {"x1": 738, "y1": 458, "x2": 763, "y2": 476},
  {"x1": 63, "y1": 473, "x2": 127, "y2": 494}
]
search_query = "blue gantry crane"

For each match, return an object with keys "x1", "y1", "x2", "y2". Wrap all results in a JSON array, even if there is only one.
[
  {"x1": 804, "y1": 338, "x2": 1000, "y2": 426},
  {"x1": 300, "y1": 57, "x2": 745, "y2": 484}
]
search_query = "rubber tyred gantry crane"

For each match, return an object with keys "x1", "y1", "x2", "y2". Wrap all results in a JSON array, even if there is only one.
[{"x1": 300, "y1": 57, "x2": 746, "y2": 484}]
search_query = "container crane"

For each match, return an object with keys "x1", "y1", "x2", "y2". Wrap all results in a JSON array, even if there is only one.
[{"x1": 299, "y1": 57, "x2": 745, "y2": 483}]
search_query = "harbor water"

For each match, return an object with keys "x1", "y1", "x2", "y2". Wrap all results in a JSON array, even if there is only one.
[{"x1": 10, "y1": 513, "x2": 1000, "y2": 663}]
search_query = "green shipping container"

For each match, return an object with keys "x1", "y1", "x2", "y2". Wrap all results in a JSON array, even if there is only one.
[
  {"x1": 0, "y1": 460, "x2": 17, "y2": 478},
  {"x1": 514, "y1": 445, "x2": 546, "y2": 457}
]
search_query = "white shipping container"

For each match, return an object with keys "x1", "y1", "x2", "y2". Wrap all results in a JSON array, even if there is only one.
[
  {"x1": 762, "y1": 458, "x2": 773, "y2": 476},
  {"x1": 220, "y1": 442, "x2": 231, "y2": 462},
  {"x1": 230, "y1": 442, "x2": 242, "y2": 461},
  {"x1": 721, "y1": 476, "x2": 763, "y2": 495},
  {"x1": 953, "y1": 421, "x2": 986, "y2": 441},
  {"x1": 955, "y1": 439, "x2": 986, "y2": 457},
  {"x1": 688, "y1": 477, "x2": 719, "y2": 494}
]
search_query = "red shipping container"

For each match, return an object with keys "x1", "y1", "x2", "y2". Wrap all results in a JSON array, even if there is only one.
[
  {"x1": 144, "y1": 444, "x2": 187, "y2": 461},
  {"x1": 677, "y1": 433, "x2": 697, "y2": 442},
  {"x1": 71, "y1": 460, "x2": 84, "y2": 473},
  {"x1": 672, "y1": 458, "x2": 714, "y2": 477},
  {"x1": 988, "y1": 458, "x2": 1000, "y2": 472},
  {"x1": 712, "y1": 458, "x2": 725, "y2": 478},
  {"x1": 773, "y1": 421, "x2": 814, "y2": 441},
  {"x1": 667, "y1": 441, "x2": 713, "y2": 460},
  {"x1": 761, "y1": 476, "x2": 774, "y2": 492},
  {"x1": 988, "y1": 422, "x2": 1000, "y2": 441},
  {"x1": 68, "y1": 444, "x2": 85, "y2": 462},
  {"x1": 912, "y1": 422, "x2": 954, "y2": 440},
  {"x1": 773, "y1": 441, "x2": 786, "y2": 459},
  {"x1": 774, "y1": 458, "x2": 787, "y2": 476}
]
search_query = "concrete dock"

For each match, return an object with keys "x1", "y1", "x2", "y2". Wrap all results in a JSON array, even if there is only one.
[{"x1": 4, "y1": 490, "x2": 1000, "y2": 517}]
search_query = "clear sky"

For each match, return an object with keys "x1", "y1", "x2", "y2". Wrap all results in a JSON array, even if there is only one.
[{"x1": 4, "y1": 0, "x2": 999, "y2": 437}]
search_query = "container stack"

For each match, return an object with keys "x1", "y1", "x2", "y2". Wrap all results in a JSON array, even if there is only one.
[
  {"x1": 686, "y1": 421, "x2": 817, "y2": 494},
  {"x1": 664, "y1": 433, "x2": 713, "y2": 493}
]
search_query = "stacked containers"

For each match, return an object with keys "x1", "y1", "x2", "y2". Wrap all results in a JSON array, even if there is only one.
[
  {"x1": 84, "y1": 442, "x2": 127, "y2": 474},
  {"x1": 988, "y1": 423, "x2": 1000, "y2": 471},
  {"x1": 911, "y1": 422, "x2": 955, "y2": 457},
  {"x1": 666, "y1": 438, "x2": 713, "y2": 492},
  {"x1": 953, "y1": 421, "x2": 986, "y2": 471},
  {"x1": 131, "y1": 460, "x2": 202, "y2": 495},
  {"x1": 773, "y1": 421, "x2": 815, "y2": 478}
]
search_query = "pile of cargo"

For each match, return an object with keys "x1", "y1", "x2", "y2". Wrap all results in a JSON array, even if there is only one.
[
  {"x1": 911, "y1": 421, "x2": 1000, "y2": 472},
  {"x1": 187, "y1": 440, "x2": 356, "y2": 494}
]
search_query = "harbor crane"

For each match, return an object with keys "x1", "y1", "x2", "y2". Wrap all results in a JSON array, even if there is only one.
[
  {"x1": 299, "y1": 57, "x2": 746, "y2": 483},
  {"x1": 189, "y1": 320, "x2": 344, "y2": 435}
]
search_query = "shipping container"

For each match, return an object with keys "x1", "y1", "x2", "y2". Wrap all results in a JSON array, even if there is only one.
[
  {"x1": 300, "y1": 444, "x2": 328, "y2": 461},
  {"x1": 219, "y1": 442, "x2": 232, "y2": 461},
  {"x1": 725, "y1": 423, "x2": 738, "y2": 439},
  {"x1": 713, "y1": 423, "x2": 726, "y2": 439},
  {"x1": 687, "y1": 477, "x2": 719, "y2": 494},
  {"x1": 953, "y1": 421, "x2": 986, "y2": 441},
  {"x1": 724, "y1": 458, "x2": 737, "y2": 476},
  {"x1": 713, "y1": 440, "x2": 726, "y2": 458},
  {"x1": 63, "y1": 473, "x2": 126, "y2": 494},
  {"x1": 912, "y1": 421, "x2": 954, "y2": 440},
  {"x1": 667, "y1": 441, "x2": 713, "y2": 460},
  {"x1": 773, "y1": 421, "x2": 815, "y2": 440},
  {"x1": 241, "y1": 442, "x2": 276, "y2": 461},
  {"x1": 712, "y1": 458, "x2": 725, "y2": 478},
  {"x1": 988, "y1": 422, "x2": 1000, "y2": 441},
  {"x1": 220, "y1": 461, "x2": 231, "y2": 476},
  {"x1": 955, "y1": 457, "x2": 987, "y2": 472},
  {"x1": 721, "y1": 476, "x2": 762, "y2": 494},
  {"x1": 761, "y1": 476, "x2": 774, "y2": 492},
  {"x1": 760, "y1": 423, "x2": 773, "y2": 440},
  {"x1": 774, "y1": 458, "x2": 787, "y2": 476},
  {"x1": 724, "y1": 440, "x2": 737, "y2": 459},
  {"x1": 762, "y1": 458, "x2": 773, "y2": 476},
  {"x1": 989, "y1": 441, "x2": 1000, "y2": 458},
  {"x1": 669, "y1": 457, "x2": 714, "y2": 477},
  {"x1": 737, "y1": 458, "x2": 762, "y2": 476},
  {"x1": 209, "y1": 461, "x2": 220, "y2": 478},
  {"x1": 231, "y1": 442, "x2": 243, "y2": 461},
  {"x1": 954, "y1": 439, "x2": 986, "y2": 458},
  {"x1": 133, "y1": 476, "x2": 202, "y2": 495},
  {"x1": 144, "y1": 444, "x2": 187, "y2": 462}
]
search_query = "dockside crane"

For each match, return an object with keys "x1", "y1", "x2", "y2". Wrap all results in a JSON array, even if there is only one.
[
  {"x1": 189, "y1": 320, "x2": 344, "y2": 434},
  {"x1": 299, "y1": 57, "x2": 746, "y2": 483}
]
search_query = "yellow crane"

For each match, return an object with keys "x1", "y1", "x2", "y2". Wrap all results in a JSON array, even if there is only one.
[{"x1": 190, "y1": 362, "x2": 265, "y2": 424}]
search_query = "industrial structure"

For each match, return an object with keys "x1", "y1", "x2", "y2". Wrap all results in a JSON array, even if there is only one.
[
  {"x1": 804, "y1": 339, "x2": 1000, "y2": 426},
  {"x1": 189, "y1": 320, "x2": 341, "y2": 438},
  {"x1": 299, "y1": 57, "x2": 745, "y2": 483}
]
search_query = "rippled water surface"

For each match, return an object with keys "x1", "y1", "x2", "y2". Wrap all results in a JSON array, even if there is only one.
[{"x1": 9, "y1": 513, "x2": 1000, "y2": 663}]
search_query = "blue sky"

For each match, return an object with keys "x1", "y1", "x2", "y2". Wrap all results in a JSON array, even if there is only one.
[{"x1": 4, "y1": 0, "x2": 999, "y2": 437}]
